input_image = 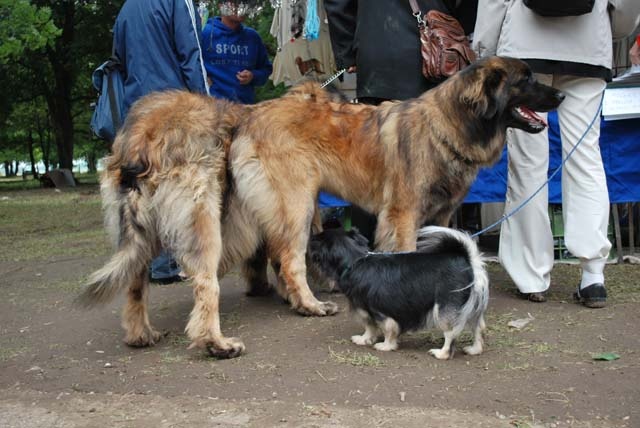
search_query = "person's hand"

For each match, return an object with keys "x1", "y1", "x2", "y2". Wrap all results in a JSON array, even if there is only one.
[
  {"x1": 630, "y1": 37, "x2": 640, "y2": 65},
  {"x1": 347, "y1": 65, "x2": 357, "y2": 73},
  {"x1": 236, "y1": 69, "x2": 254, "y2": 85}
]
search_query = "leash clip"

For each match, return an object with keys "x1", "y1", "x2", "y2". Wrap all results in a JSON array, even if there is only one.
[{"x1": 320, "y1": 68, "x2": 346, "y2": 88}]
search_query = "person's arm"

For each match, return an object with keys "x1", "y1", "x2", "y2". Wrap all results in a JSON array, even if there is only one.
[
  {"x1": 323, "y1": 0, "x2": 357, "y2": 70},
  {"x1": 173, "y1": 0, "x2": 209, "y2": 94},
  {"x1": 471, "y1": 0, "x2": 508, "y2": 59},
  {"x1": 249, "y1": 36, "x2": 273, "y2": 87}
]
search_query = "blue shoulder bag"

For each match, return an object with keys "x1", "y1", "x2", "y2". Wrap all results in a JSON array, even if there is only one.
[{"x1": 90, "y1": 54, "x2": 124, "y2": 142}]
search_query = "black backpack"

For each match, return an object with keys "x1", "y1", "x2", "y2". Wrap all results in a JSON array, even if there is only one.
[{"x1": 523, "y1": 0, "x2": 595, "y2": 17}]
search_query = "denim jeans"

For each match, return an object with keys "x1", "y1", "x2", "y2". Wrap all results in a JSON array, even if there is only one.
[{"x1": 150, "y1": 249, "x2": 181, "y2": 279}]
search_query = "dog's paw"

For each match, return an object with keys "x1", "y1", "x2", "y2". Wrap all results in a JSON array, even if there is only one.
[
  {"x1": 463, "y1": 344, "x2": 483, "y2": 356},
  {"x1": 295, "y1": 300, "x2": 339, "y2": 316},
  {"x1": 320, "y1": 300, "x2": 339, "y2": 315},
  {"x1": 373, "y1": 341, "x2": 398, "y2": 352},
  {"x1": 351, "y1": 334, "x2": 376, "y2": 346},
  {"x1": 124, "y1": 327, "x2": 164, "y2": 348},
  {"x1": 428, "y1": 348, "x2": 452, "y2": 360},
  {"x1": 204, "y1": 337, "x2": 245, "y2": 359}
]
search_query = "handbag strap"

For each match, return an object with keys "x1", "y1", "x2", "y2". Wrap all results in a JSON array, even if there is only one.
[
  {"x1": 408, "y1": 0, "x2": 425, "y2": 27},
  {"x1": 108, "y1": 41, "x2": 122, "y2": 131}
]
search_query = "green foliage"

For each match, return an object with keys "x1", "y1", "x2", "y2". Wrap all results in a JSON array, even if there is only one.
[
  {"x1": 1, "y1": 1, "x2": 123, "y2": 173},
  {"x1": 0, "y1": 0, "x2": 60, "y2": 64}
]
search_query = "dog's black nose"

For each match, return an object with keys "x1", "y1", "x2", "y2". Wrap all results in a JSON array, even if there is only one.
[{"x1": 555, "y1": 91, "x2": 566, "y2": 103}]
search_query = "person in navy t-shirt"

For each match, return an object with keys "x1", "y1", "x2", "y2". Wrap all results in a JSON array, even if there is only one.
[{"x1": 202, "y1": 5, "x2": 272, "y2": 104}]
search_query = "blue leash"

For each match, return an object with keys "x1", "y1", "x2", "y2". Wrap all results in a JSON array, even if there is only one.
[{"x1": 470, "y1": 93, "x2": 605, "y2": 238}]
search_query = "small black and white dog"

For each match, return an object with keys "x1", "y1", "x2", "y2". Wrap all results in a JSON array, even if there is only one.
[{"x1": 308, "y1": 226, "x2": 488, "y2": 359}]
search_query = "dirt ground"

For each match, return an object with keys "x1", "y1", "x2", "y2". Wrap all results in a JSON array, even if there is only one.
[{"x1": 1, "y1": 186, "x2": 639, "y2": 428}]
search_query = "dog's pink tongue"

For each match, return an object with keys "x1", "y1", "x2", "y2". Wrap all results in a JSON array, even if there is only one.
[{"x1": 520, "y1": 106, "x2": 548, "y2": 127}]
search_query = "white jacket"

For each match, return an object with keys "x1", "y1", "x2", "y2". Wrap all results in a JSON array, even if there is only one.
[{"x1": 473, "y1": 0, "x2": 640, "y2": 69}]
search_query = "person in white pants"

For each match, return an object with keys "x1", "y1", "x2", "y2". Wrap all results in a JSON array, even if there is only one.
[
  {"x1": 472, "y1": 0, "x2": 640, "y2": 307},
  {"x1": 499, "y1": 75, "x2": 611, "y2": 306}
]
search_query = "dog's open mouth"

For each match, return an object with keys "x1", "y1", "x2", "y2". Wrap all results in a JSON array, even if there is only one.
[{"x1": 511, "y1": 106, "x2": 547, "y2": 131}]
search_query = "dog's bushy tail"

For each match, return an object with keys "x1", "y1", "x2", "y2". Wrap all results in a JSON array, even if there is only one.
[
  {"x1": 75, "y1": 173, "x2": 154, "y2": 308},
  {"x1": 417, "y1": 226, "x2": 489, "y2": 321}
]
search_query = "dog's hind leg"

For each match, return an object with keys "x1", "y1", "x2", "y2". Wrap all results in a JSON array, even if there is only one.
[
  {"x1": 463, "y1": 315, "x2": 485, "y2": 356},
  {"x1": 184, "y1": 213, "x2": 245, "y2": 358},
  {"x1": 429, "y1": 330, "x2": 457, "y2": 360},
  {"x1": 122, "y1": 268, "x2": 162, "y2": 347},
  {"x1": 373, "y1": 317, "x2": 400, "y2": 351},
  {"x1": 160, "y1": 173, "x2": 244, "y2": 359}
]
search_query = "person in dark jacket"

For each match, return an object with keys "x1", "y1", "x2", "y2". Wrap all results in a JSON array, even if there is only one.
[
  {"x1": 202, "y1": 7, "x2": 272, "y2": 104},
  {"x1": 323, "y1": 0, "x2": 477, "y2": 104},
  {"x1": 323, "y1": 0, "x2": 477, "y2": 242},
  {"x1": 113, "y1": 0, "x2": 209, "y2": 283}
]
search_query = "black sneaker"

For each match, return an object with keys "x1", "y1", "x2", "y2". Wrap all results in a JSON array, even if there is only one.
[{"x1": 573, "y1": 283, "x2": 607, "y2": 308}]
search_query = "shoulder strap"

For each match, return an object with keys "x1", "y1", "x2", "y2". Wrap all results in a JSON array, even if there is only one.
[
  {"x1": 409, "y1": 0, "x2": 425, "y2": 27},
  {"x1": 409, "y1": 0, "x2": 421, "y2": 15}
]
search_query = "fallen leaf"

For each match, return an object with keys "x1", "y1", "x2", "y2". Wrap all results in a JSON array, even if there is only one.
[
  {"x1": 591, "y1": 352, "x2": 620, "y2": 361},
  {"x1": 508, "y1": 313, "x2": 534, "y2": 330}
]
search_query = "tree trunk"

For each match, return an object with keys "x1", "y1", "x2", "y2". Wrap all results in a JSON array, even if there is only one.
[
  {"x1": 37, "y1": 122, "x2": 50, "y2": 173},
  {"x1": 45, "y1": 1, "x2": 76, "y2": 171},
  {"x1": 27, "y1": 131, "x2": 39, "y2": 179},
  {"x1": 86, "y1": 151, "x2": 98, "y2": 173}
]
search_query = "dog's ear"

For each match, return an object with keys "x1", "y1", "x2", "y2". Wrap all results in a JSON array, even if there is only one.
[{"x1": 460, "y1": 66, "x2": 506, "y2": 119}]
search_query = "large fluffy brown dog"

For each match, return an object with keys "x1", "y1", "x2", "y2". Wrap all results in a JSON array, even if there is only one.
[
  {"x1": 230, "y1": 56, "x2": 565, "y2": 316},
  {"x1": 77, "y1": 91, "x2": 264, "y2": 358}
]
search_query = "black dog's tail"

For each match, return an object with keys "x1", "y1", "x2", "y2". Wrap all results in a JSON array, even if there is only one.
[{"x1": 416, "y1": 226, "x2": 489, "y2": 320}]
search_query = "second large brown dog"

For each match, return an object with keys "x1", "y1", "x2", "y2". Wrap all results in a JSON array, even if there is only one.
[{"x1": 230, "y1": 56, "x2": 565, "y2": 316}]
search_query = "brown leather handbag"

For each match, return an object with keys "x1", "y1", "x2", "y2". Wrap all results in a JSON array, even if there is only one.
[{"x1": 409, "y1": 0, "x2": 476, "y2": 81}]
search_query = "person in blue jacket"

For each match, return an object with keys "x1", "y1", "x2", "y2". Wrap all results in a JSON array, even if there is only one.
[
  {"x1": 113, "y1": 0, "x2": 209, "y2": 117},
  {"x1": 202, "y1": 4, "x2": 273, "y2": 104},
  {"x1": 112, "y1": 0, "x2": 209, "y2": 283}
]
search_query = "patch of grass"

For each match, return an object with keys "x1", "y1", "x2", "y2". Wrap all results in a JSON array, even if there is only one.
[
  {"x1": 0, "y1": 187, "x2": 109, "y2": 262},
  {"x1": 523, "y1": 342, "x2": 554, "y2": 354},
  {"x1": 605, "y1": 264, "x2": 640, "y2": 303},
  {"x1": 167, "y1": 333, "x2": 191, "y2": 348},
  {"x1": 159, "y1": 351, "x2": 187, "y2": 364},
  {"x1": 329, "y1": 347, "x2": 383, "y2": 367},
  {"x1": 0, "y1": 345, "x2": 29, "y2": 362},
  {"x1": 510, "y1": 419, "x2": 532, "y2": 428},
  {"x1": 0, "y1": 177, "x2": 42, "y2": 191}
]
